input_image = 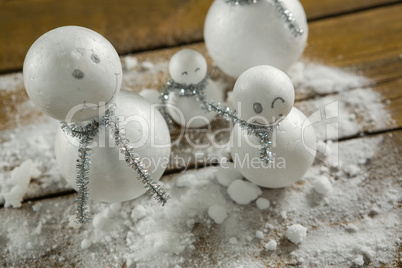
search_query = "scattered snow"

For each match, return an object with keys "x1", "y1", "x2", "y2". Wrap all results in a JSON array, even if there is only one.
[
  {"x1": 0, "y1": 59, "x2": 400, "y2": 267},
  {"x1": 264, "y1": 240, "x2": 277, "y2": 251},
  {"x1": 227, "y1": 180, "x2": 262, "y2": 205},
  {"x1": 313, "y1": 175, "x2": 333, "y2": 195},
  {"x1": 255, "y1": 198, "x2": 270, "y2": 210},
  {"x1": 207, "y1": 204, "x2": 228, "y2": 224},
  {"x1": 286, "y1": 224, "x2": 307, "y2": 245}
]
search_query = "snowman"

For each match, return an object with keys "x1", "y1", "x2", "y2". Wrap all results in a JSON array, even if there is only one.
[
  {"x1": 161, "y1": 49, "x2": 223, "y2": 128},
  {"x1": 23, "y1": 26, "x2": 171, "y2": 223},
  {"x1": 204, "y1": 0, "x2": 308, "y2": 78},
  {"x1": 230, "y1": 65, "x2": 316, "y2": 188}
]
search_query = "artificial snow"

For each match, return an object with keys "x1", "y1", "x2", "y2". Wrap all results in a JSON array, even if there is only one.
[
  {"x1": 255, "y1": 198, "x2": 270, "y2": 210},
  {"x1": 227, "y1": 179, "x2": 262, "y2": 205},
  {"x1": 264, "y1": 240, "x2": 277, "y2": 251},
  {"x1": 313, "y1": 175, "x2": 333, "y2": 195},
  {"x1": 0, "y1": 58, "x2": 400, "y2": 267},
  {"x1": 286, "y1": 224, "x2": 307, "y2": 245},
  {"x1": 207, "y1": 204, "x2": 228, "y2": 224}
]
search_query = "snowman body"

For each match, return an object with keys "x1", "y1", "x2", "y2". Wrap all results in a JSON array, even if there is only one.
[
  {"x1": 204, "y1": 0, "x2": 308, "y2": 77},
  {"x1": 55, "y1": 90, "x2": 171, "y2": 203},
  {"x1": 166, "y1": 79, "x2": 222, "y2": 128},
  {"x1": 230, "y1": 107, "x2": 316, "y2": 188}
]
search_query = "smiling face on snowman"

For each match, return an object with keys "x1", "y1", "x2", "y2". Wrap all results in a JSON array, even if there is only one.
[
  {"x1": 232, "y1": 65, "x2": 295, "y2": 126},
  {"x1": 23, "y1": 26, "x2": 122, "y2": 122},
  {"x1": 169, "y1": 49, "x2": 207, "y2": 85}
]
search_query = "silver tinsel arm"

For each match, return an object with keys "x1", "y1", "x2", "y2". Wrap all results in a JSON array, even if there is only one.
[
  {"x1": 195, "y1": 89, "x2": 277, "y2": 164},
  {"x1": 272, "y1": 0, "x2": 304, "y2": 37},
  {"x1": 61, "y1": 120, "x2": 100, "y2": 224},
  {"x1": 225, "y1": 0, "x2": 304, "y2": 37},
  {"x1": 104, "y1": 106, "x2": 170, "y2": 206}
]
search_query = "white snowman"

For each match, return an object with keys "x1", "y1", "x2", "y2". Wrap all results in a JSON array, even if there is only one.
[
  {"x1": 164, "y1": 49, "x2": 223, "y2": 128},
  {"x1": 204, "y1": 0, "x2": 308, "y2": 78},
  {"x1": 23, "y1": 26, "x2": 171, "y2": 204},
  {"x1": 230, "y1": 65, "x2": 316, "y2": 188}
]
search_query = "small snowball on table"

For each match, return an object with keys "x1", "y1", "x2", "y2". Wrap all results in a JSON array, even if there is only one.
[
  {"x1": 229, "y1": 237, "x2": 238, "y2": 244},
  {"x1": 81, "y1": 239, "x2": 92, "y2": 249},
  {"x1": 265, "y1": 240, "x2": 277, "y2": 251},
  {"x1": 208, "y1": 205, "x2": 228, "y2": 224},
  {"x1": 286, "y1": 224, "x2": 307, "y2": 245},
  {"x1": 227, "y1": 180, "x2": 262, "y2": 205},
  {"x1": 256, "y1": 198, "x2": 270, "y2": 210},
  {"x1": 313, "y1": 175, "x2": 333, "y2": 195},
  {"x1": 353, "y1": 255, "x2": 365, "y2": 266},
  {"x1": 255, "y1": 231, "x2": 264, "y2": 239},
  {"x1": 215, "y1": 162, "x2": 243, "y2": 187},
  {"x1": 124, "y1": 56, "x2": 138, "y2": 70}
]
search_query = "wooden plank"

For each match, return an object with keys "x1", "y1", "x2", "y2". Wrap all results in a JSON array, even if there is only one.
[
  {"x1": 1, "y1": 129, "x2": 400, "y2": 267},
  {"x1": 0, "y1": 0, "x2": 213, "y2": 72},
  {"x1": 303, "y1": 4, "x2": 402, "y2": 83},
  {"x1": 0, "y1": 0, "x2": 400, "y2": 73},
  {"x1": 301, "y1": 0, "x2": 400, "y2": 20}
]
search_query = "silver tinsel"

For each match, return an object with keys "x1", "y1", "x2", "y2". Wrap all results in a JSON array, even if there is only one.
[
  {"x1": 159, "y1": 77, "x2": 278, "y2": 164},
  {"x1": 159, "y1": 78, "x2": 208, "y2": 131},
  {"x1": 61, "y1": 120, "x2": 99, "y2": 224},
  {"x1": 225, "y1": 0, "x2": 304, "y2": 37},
  {"x1": 61, "y1": 104, "x2": 169, "y2": 224},
  {"x1": 103, "y1": 105, "x2": 170, "y2": 206},
  {"x1": 272, "y1": 0, "x2": 304, "y2": 37}
]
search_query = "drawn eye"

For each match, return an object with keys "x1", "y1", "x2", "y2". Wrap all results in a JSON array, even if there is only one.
[
  {"x1": 195, "y1": 68, "x2": 200, "y2": 72},
  {"x1": 72, "y1": 69, "x2": 84, "y2": 80},
  {"x1": 91, "y1": 53, "x2": 100, "y2": 64},
  {"x1": 182, "y1": 71, "x2": 188, "y2": 75},
  {"x1": 271, "y1": 97, "x2": 285, "y2": 109},
  {"x1": 253, "y1": 102, "x2": 263, "y2": 114}
]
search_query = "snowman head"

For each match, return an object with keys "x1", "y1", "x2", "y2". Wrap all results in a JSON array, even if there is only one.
[
  {"x1": 232, "y1": 65, "x2": 294, "y2": 126},
  {"x1": 169, "y1": 49, "x2": 207, "y2": 85},
  {"x1": 23, "y1": 26, "x2": 122, "y2": 122}
]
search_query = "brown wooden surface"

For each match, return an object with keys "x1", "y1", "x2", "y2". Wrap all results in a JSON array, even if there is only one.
[
  {"x1": 0, "y1": 1, "x2": 401, "y2": 267},
  {"x1": 0, "y1": 0, "x2": 400, "y2": 72}
]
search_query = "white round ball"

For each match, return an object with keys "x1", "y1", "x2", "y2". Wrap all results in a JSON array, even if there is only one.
[
  {"x1": 166, "y1": 79, "x2": 223, "y2": 128},
  {"x1": 23, "y1": 26, "x2": 122, "y2": 122},
  {"x1": 230, "y1": 107, "x2": 316, "y2": 188},
  {"x1": 233, "y1": 65, "x2": 294, "y2": 126},
  {"x1": 169, "y1": 49, "x2": 207, "y2": 85},
  {"x1": 54, "y1": 90, "x2": 171, "y2": 203},
  {"x1": 204, "y1": 0, "x2": 308, "y2": 78}
]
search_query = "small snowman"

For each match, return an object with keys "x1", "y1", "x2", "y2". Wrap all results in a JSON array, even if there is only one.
[
  {"x1": 230, "y1": 65, "x2": 316, "y2": 188},
  {"x1": 161, "y1": 49, "x2": 223, "y2": 128},
  {"x1": 23, "y1": 26, "x2": 171, "y2": 223},
  {"x1": 204, "y1": 0, "x2": 308, "y2": 78}
]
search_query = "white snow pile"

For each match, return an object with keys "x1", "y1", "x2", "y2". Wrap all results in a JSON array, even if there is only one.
[{"x1": 0, "y1": 60, "x2": 400, "y2": 267}]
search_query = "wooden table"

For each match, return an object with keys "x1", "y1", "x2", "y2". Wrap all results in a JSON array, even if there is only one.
[{"x1": 0, "y1": 0, "x2": 401, "y2": 267}]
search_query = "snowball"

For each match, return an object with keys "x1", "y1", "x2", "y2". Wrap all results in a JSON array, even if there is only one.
[
  {"x1": 255, "y1": 231, "x2": 264, "y2": 239},
  {"x1": 215, "y1": 163, "x2": 243, "y2": 187},
  {"x1": 229, "y1": 237, "x2": 238, "y2": 244},
  {"x1": 313, "y1": 176, "x2": 333, "y2": 195},
  {"x1": 81, "y1": 239, "x2": 92, "y2": 249},
  {"x1": 4, "y1": 159, "x2": 39, "y2": 208},
  {"x1": 345, "y1": 223, "x2": 359, "y2": 233},
  {"x1": 227, "y1": 180, "x2": 262, "y2": 205},
  {"x1": 280, "y1": 211, "x2": 288, "y2": 220},
  {"x1": 353, "y1": 255, "x2": 364, "y2": 266},
  {"x1": 207, "y1": 205, "x2": 228, "y2": 224},
  {"x1": 286, "y1": 224, "x2": 307, "y2": 245},
  {"x1": 256, "y1": 198, "x2": 270, "y2": 210},
  {"x1": 265, "y1": 240, "x2": 277, "y2": 251},
  {"x1": 124, "y1": 56, "x2": 138, "y2": 70}
]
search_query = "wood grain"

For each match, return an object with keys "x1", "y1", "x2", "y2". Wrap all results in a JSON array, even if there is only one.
[
  {"x1": 300, "y1": 0, "x2": 400, "y2": 20},
  {"x1": 0, "y1": 0, "x2": 400, "y2": 72}
]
